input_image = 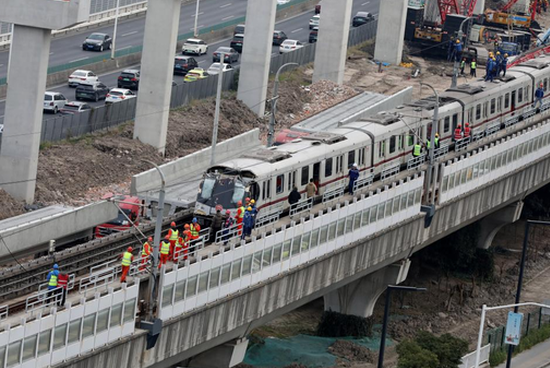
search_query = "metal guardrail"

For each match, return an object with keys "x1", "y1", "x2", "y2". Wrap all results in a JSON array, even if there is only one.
[
  {"x1": 381, "y1": 163, "x2": 400, "y2": 180},
  {"x1": 353, "y1": 174, "x2": 374, "y2": 193},
  {"x1": 79, "y1": 268, "x2": 116, "y2": 294},
  {"x1": 523, "y1": 108, "x2": 537, "y2": 119},
  {"x1": 504, "y1": 116, "x2": 519, "y2": 128},
  {"x1": 434, "y1": 144, "x2": 449, "y2": 158},
  {"x1": 215, "y1": 223, "x2": 241, "y2": 245},
  {"x1": 38, "y1": 274, "x2": 76, "y2": 293},
  {"x1": 407, "y1": 154, "x2": 426, "y2": 170},
  {"x1": 458, "y1": 344, "x2": 490, "y2": 368},
  {"x1": 0, "y1": 305, "x2": 7, "y2": 321},
  {"x1": 289, "y1": 197, "x2": 313, "y2": 217},
  {"x1": 455, "y1": 136, "x2": 471, "y2": 151},
  {"x1": 255, "y1": 212, "x2": 281, "y2": 229},
  {"x1": 25, "y1": 287, "x2": 65, "y2": 314}
]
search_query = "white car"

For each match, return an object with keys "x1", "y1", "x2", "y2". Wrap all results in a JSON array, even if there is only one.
[
  {"x1": 68, "y1": 70, "x2": 98, "y2": 87},
  {"x1": 279, "y1": 40, "x2": 304, "y2": 54},
  {"x1": 181, "y1": 38, "x2": 208, "y2": 55},
  {"x1": 206, "y1": 62, "x2": 234, "y2": 75},
  {"x1": 309, "y1": 14, "x2": 320, "y2": 29},
  {"x1": 105, "y1": 88, "x2": 136, "y2": 104},
  {"x1": 43, "y1": 92, "x2": 67, "y2": 114},
  {"x1": 277, "y1": 0, "x2": 290, "y2": 4}
]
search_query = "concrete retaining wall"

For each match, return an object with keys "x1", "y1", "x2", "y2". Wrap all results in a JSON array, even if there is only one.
[
  {"x1": 339, "y1": 87, "x2": 414, "y2": 125},
  {"x1": 131, "y1": 129, "x2": 261, "y2": 195},
  {"x1": 56, "y1": 143, "x2": 550, "y2": 368}
]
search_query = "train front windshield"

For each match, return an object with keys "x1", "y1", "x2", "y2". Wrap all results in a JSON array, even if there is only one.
[{"x1": 197, "y1": 176, "x2": 246, "y2": 210}]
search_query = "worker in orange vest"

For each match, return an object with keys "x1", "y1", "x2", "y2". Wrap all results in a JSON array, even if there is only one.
[
  {"x1": 167, "y1": 221, "x2": 179, "y2": 261},
  {"x1": 464, "y1": 122, "x2": 471, "y2": 138},
  {"x1": 189, "y1": 218, "x2": 201, "y2": 240},
  {"x1": 176, "y1": 229, "x2": 191, "y2": 261},
  {"x1": 236, "y1": 200, "x2": 245, "y2": 235},
  {"x1": 120, "y1": 247, "x2": 134, "y2": 283},
  {"x1": 454, "y1": 124, "x2": 463, "y2": 141},
  {"x1": 158, "y1": 235, "x2": 171, "y2": 269},
  {"x1": 140, "y1": 237, "x2": 152, "y2": 271}
]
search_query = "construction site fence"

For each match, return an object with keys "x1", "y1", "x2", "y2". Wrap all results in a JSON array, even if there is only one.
[
  {"x1": 485, "y1": 307, "x2": 550, "y2": 353},
  {"x1": 0, "y1": 20, "x2": 378, "y2": 147}
]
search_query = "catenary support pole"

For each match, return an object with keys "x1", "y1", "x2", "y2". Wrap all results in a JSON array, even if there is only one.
[
  {"x1": 111, "y1": 0, "x2": 120, "y2": 63},
  {"x1": 267, "y1": 62, "x2": 298, "y2": 147},
  {"x1": 210, "y1": 54, "x2": 225, "y2": 166},
  {"x1": 420, "y1": 83, "x2": 438, "y2": 205},
  {"x1": 193, "y1": 0, "x2": 201, "y2": 37},
  {"x1": 451, "y1": 17, "x2": 471, "y2": 88}
]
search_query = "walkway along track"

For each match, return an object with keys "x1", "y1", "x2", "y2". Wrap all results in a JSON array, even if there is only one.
[{"x1": 0, "y1": 209, "x2": 194, "y2": 303}]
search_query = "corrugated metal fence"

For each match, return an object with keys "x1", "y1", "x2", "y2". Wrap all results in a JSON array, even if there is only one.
[{"x1": 31, "y1": 20, "x2": 378, "y2": 144}]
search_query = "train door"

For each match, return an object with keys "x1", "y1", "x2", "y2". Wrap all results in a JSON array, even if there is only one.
[
  {"x1": 313, "y1": 162, "x2": 321, "y2": 193},
  {"x1": 511, "y1": 90, "x2": 516, "y2": 112},
  {"x1": 288, "y1": 171, "x2": 296, "y2": 191},
  {"x1": 262, "y1": 179, "x2": 272, "y2": 203}
]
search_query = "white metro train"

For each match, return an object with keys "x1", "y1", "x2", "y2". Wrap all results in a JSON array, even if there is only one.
[{"x1": 194, "y1": 55, "x2": 550, "y2": 221}]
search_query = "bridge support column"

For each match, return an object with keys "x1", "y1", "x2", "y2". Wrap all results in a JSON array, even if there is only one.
[
  {"x1": 237, "y1": 0, "x2": 277, "y2": 116},
  {"x1": 477, "y1": 201, "x2": 524, "y2": 250},
  {"x1": 188, "y1": 338, "x2": 248, "y2": 368},
  {"x1": 133, "y1": 0, "x2": 182, "y2": 154},
  {"x1": 312, "y1": 0, "x2": 353, "y2": 84},
  {"x1": 324, "y1": 259, "x2": 411, "y2": 318},
  {"x1": 373, "y1": 0, "x2": 408, "y2": 65}
]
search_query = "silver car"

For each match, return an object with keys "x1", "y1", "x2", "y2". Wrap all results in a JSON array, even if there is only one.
[{"x1": 43, "y1": 92, "x2": 67, "y2": 114}]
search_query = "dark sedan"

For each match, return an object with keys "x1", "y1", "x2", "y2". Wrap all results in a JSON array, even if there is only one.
[
  {"x1": 75, "y1": 82, "x2": 110, "y2": 102},
  {"x1": 230, "y1": 34, "x2": 244, "y2": 53},
  {"x1": 83, "y1": 33, "x2": 112, "y2": 52},
  {"x1": 212, "y1": 47, "x2": 240, "y2": 64}
]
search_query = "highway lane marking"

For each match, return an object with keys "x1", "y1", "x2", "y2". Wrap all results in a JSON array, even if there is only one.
[
  {"x1": 198, "y1": 61, "x2": 206, "y2": 64},
  {"x1": 69, "y1": 57, "x2": 89, "y2": 63},
  {"x1": 222, "y1": 15, "x2": 235, "y2": 21},
  {"x1": 121, "y1": 31, "x2": 138, "y2": 37},
  {"x1": 49, "y1": 52, "x2": 54, "y2": 55},
  {"x1": 117, "y1": 45, "x2": 133, "y2": 50},
  {"x1": 189, "y1": 25, "x2": 205, "y2": 31},
  {"x1": 191, "y1": 12, "x2": 204, "y2": 17},
  {"x1": 220, "y1": 3, "x2": 232, "y2": 8},
  {"x1": 362, "y1": 1, "x2": 370, "y2": 5},
  {"x1": 291, "y1": 28, "x2": 303, "y2": 33}
]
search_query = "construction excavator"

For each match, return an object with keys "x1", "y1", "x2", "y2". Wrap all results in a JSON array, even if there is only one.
[{"x1": 484, "y1": 0, "x2": 540, "y2": 30}]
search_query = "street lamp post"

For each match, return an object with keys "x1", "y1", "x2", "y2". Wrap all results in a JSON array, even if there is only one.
[
  {"x1": 111, "y1": 0, "x2": 121, "y2": 62},
  {"x1": 193, "y1": 0, "x2": 201, "y2": 37},
  {"x1": 141, "y1": 159, "x2": 166, "y2": 320},
  {"x1": 419, "y1": 83, "x2": 439, "y2": 206},
  {"x1": 210, "y1": 53, "x2": 225, "y2": 166},
  {"x1": 267, "y1": 62, "x2": 299, "y2": 147},
  {"x1": 377, "y1": 285, "x2": 427, "y2": 368},
  {"x1": 451, "y1": 17, "x2": 471, "y2": 88}
]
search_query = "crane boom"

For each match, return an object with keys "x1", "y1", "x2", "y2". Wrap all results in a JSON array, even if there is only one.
[
  {"x1": 501, "y1": 0, "x2": 520, "y2": 12},
  {"x1": 460, "y1": 0, "x2": 478, "y2": 16},
  {"x1": 438, "y1": 0, "x2": 460, "y2": 23}
]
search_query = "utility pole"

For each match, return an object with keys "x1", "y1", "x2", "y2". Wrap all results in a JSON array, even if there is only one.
[
  {"x1": 141, "y1": 160, "x2": 166, "y2": 320},
  {"x1": 210, "y1": 53, "x2": 225, "y2": 166},
  {"x1": 267, "y1": 62, "x2": 298, "y2": 147},
  {"x1": 193, "y1": 0, "x2": 201, "y2": 37},
  {"x1": 419, "y1": 83, "x2": 439, "y2": 206},
  {"x1": 451, "y1": 17, "x2": 471, "y2": 88},
  {"x1": 111, "y1": 0, "x2": 120, "y2": 65}
]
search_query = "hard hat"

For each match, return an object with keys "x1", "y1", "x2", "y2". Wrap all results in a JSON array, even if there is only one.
[
  {"x1": 127, "y1": 246, "x2": 133, "y2": 252},
  {"x1": 456, "y1": 39, "x2": 460, "y2": 43},
  {"x1": 247, "y1": 206, "x2": 252, "y2": 211},
  {"x1": 148, "y1": 236, "x2": 153, "y2": 242},
  {"x1": 192, "y1": 217, "x2": 197, "y2": 223},
  {"x1": 225, "y1": 210, "x2": 231, "y2": 215},
  {"x1": 496, "y1": 51, "x2": 500, "y2": 55},
  {"x1": 250, "y1": 199, "x2": 255, "y2": 204},
  {"x1": 504, "y1": 53, "x2": 508, "y2": 57},
  {"x1": 53, "y1": 264, "x2": 59, "y2": 269},
  {"x1": 457, "y1": 124, "x2": 462, "y2": 128},
  {"x1": 435, "y1": 133, "x2": 439, "y2": 138},
  {"x1": 353, "y1": 163, "x2": 358, "y2": 167},
  {"x1": 215, "y1": 204, "x2": 223, "y2": 211},
  {"x1": 541, "y1": 82, "x2": 544, "y2": 87},
  {"x1": 171, "y1": 221, "x2": 176, "y2": 227},
  {"x1": 184, "y1": 224, "x2": 190, "y2": 229},
  {"x1": 165, "y1": 234, "x2": 170, "y2": 240},
  {"x1": 237, "y1": 200, "x2": 242, "y2": 206},
  {"x1": 465, "y1": 123, "x2": 469, "y2": 127},
  {"x1": 245, "y1": 197, "x2": 250, "y2": 202}
]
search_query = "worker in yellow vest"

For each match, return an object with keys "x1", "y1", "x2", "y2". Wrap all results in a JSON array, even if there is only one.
[
  {"x1": 47, "y1": 264, "x2": 60, "y2": 300},
  {"x1": 167, "y1": 221, "x2": 179, "y2": 261},
  {"x1": 140, "y1": 237, "x2": 152, "y2": 271},
  {"x1": 158, "y1": 235, "x2": 171, "y2": 269},
  {"x1": 120, "y1": 247, "x2": 134, "y2": 283}
]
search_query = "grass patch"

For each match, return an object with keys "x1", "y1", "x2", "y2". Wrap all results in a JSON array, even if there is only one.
[{"x1": 489, "y1": 323, "x2": 550, "y2": 366}]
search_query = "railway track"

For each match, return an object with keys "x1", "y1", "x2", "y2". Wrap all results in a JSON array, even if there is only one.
[{"x1": 0, "y1": 209, "x2": 194, "y2": 304}]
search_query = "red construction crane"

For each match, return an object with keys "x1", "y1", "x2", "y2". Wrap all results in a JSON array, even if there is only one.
[
  {"x1": 438, "y1": 0, "x2": 460, "y2": 23},
  {"x1": 459, "y1": 0, "x2": 478, "y2": 16}
]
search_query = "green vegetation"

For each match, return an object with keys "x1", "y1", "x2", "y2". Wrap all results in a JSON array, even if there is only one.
[
  {"x1": 316, "y1": 311, "x2": 373, "y2": 338},
  {"x1": 489, "y1": 323, "x2": 550, "y2": 366},
  {"x1": 397, "y1": 331, "x2": 468, "y2": 368}
]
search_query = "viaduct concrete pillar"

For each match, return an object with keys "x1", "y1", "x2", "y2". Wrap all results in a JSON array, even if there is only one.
[
  {"x1": 0, "y1": 0, "x2": 90, "y2": 203},
  {"x1": 237, "y1": 0, "x2": 277, "y2": 117},
  {"x1": 477, "y1": 201, "x2": 523, "y2": 250},
  {"x1": 324, "y1": 259, "x2": 411, "y2": 318},
  {"x1": 133, "y1": 0, "x2": 182, "y2": 154},
  {"x1": 373, "y1": 0, "x2": 408, "y2": 65},
  {"x1": 312, "y1": 0, "x2": 353, "y2": 85},
  {"x1": 188, "y1": 338, "x2": 248, "y2": 368}
]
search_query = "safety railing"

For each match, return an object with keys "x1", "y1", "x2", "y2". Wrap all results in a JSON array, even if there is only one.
[
  {"x1": 472, "y1": 130, "x2": 485, "y2": 142},
  {"x1": 353, "y1": 174, "x2": 374, "y2": 193},
  {"x1": 458, "y1": 344, "x2": 490, "y2": 368},
  {"x1": 381, "y1": 162, "x2": 400, "y2": 180},
  {"x1": 129, "y1": 257, "x2": 150, "y2": 277},
  {"x1": 407, "y1": 154, "x2": 426, "y2": 170},
  {"x1": 541, "y1": 102, "x2": 550, "y2": 112},
  {"x1": 79, "y1": 267, "x2": 116, "y2": 295},
  {"x1": 25, "y1": 287, "x2": 65, "y2": 314},
  {"x1": 38, "y1": 274, "x2": 76, "y2": 293},
  {"x1": 289, "y1": 197, "x2": 313, "y2": 217},
  {"x1": 0, "y1": 305, "x2": 7, "y2": 321},
  {"x1": 504, "y1": 116, "x2": 519, "y2": 128},
  {"x1": 454, "y1": 136, "x2": 471, "y2": 151},
  {"x1": 255, "y1": 211, "x2": 281, "y2": 229},
  {"x1": 523, "y1": 107, "x2": 537, "y2": 119},
  {"x1": 322, "y1": 186, "x2": 345, "y2": 204},
  {"x1": 434, "y1": 144, "x2": 449, "y2": 159},
  {"x1": 214, "y1": 223, "x2": 241, "y2": 245}
]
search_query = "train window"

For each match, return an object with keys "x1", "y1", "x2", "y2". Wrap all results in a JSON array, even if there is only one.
[
  {"x1": 276, "y1": 174, "x2": 284, "y2": 194},
  {"x1": 397, "y1": 136, "x2": 403, "y2": 150},
  {"x1": 497, "y1": 96, "x2": 502, "y2": 112},
  {"x1": 287, "y1": 171, "x2": 296, "y2": 191},
  {"x1": 505, "y1": 93, "x2": 510, "y2": 109},
  {"x1": 325, "y1": 158, "x2": 333, "y2": 177},
  {"x1": 452, "y1": 114, "x2": 458, "y2": 130},
  {"x1": 468, "y1": 108, "x2": 473, "y2": 125},
  {"x1": 358, "y1": 148, "x2": 366, "y2": 165},
  {"x1": 378, "y1": 141, "x2": 386, "y2": 158},
  {"x1": 348, "y1": 150, "x2": 355, "y2": 167},
  {"x1": 361, "y1": 208, "x2": 370, "y2": 226},
  {"x1": 518, "y1": 88, "x2": 523, "y2": 103},
  {"x1": 336, "y1": 155, "x2": 343, "y2": 173},
  {"x1": 407, "y1": 132, "x2": 414, "y2": 146},
  {"x1": 389, "y1": 136, "x2": 396, "y2": 154},
  {"x1": 301, "y1": 166, "x2": 309, "y2": 186},
  {"x1": 475, "y1": 104, "x2": 481, "y2": 120},
  {"x1": 483, "y1": 102, "x2": 488, "y2": 118},
  {"x1": 262, "y1": 179, "x2": 271, "y2": 200},
  {"x1": 490, "y1": 99, "x2": 496, "y2": 114},
  {"x1": 444, "y1": 117, "x2": 450, "y2": 133}
]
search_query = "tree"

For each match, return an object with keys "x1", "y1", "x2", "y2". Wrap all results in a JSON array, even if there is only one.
[
  {"x1": 416, "y1": 331, "x2": 469, "y2": 368},
  {"x1": 396, "y1": 340, "x2": 438, "y2": 368}
]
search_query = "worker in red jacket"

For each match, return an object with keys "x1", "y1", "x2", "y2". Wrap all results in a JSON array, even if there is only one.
[
  {"x1": 236, "y1": 200, "x2": 245, "y2": 235},
  {"x1": 454, "y1": 124, "x2": 463, "y2": 141},
  {"x1": 120, "y1": 247, "x2": 134, "y2": 283},
  {"x1": 140, "y1": 237, "x2": 152, "y2": 271},
  {"x1": 57, "y1": 273, "x2": 69, "y2": 306},
  {"x1": 464, "y1": 123, "x2": 471, "y2": 138}
]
